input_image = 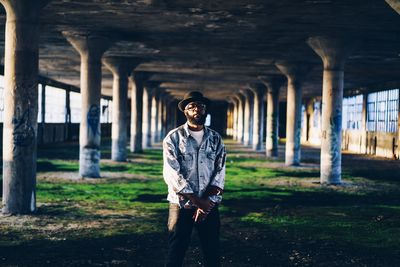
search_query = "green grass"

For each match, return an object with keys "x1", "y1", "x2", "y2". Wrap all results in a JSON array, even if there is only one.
[{"x1": 0, "y1": 140, "x2": 399, "y2": 266}]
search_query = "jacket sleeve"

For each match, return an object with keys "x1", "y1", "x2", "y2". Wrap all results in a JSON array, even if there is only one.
[
  {"x1": 163, "y1": 135, "x2": 194, "y2": 194},
  {"x1": 208, "y1": 137, "x2": 226, "y2": 203}
]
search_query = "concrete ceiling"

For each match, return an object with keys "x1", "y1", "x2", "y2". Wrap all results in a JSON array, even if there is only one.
[{"x1": 1, "y1": 0, "x2": 400, "y2": 101}]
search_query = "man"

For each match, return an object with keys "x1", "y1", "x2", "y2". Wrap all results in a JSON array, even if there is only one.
[{"x1": 163, "y1": 91, "x2": 226, "y2": 267}]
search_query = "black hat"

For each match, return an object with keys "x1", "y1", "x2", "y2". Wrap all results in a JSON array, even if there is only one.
[{"x1": 178, "y1": 91, "x2": 211, "y2": 112}]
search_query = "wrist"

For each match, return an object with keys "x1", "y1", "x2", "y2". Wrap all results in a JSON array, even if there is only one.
[{"x1": 180, "y1": 193, "x2": 200, "y2": 205}]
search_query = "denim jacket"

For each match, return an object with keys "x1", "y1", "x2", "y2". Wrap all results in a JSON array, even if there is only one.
[{"x1": 163, "y1": 123, "x2": 226, "y2": 207}]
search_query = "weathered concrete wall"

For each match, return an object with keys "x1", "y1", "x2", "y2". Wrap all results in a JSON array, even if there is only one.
[
  {"x1": 301, "y1": 97, "x2": 399, "y2": 160},
  {"x1": 341, "y1": 130, "x2": 397, "y2": 158},
  {"x1": 342, "y1": 130, "x2": 365, "y2": 153},
  {"x1": 365, "y1": 131, "x2": 398, "y2": 159}
]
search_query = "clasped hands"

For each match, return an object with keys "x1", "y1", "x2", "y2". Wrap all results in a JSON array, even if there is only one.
[
  {"x1": 192, "y1": 198, "x2": 215, "y2": 223},
  {"x1": 180, "y1": 193, "x2": 215, "y2": 223}
]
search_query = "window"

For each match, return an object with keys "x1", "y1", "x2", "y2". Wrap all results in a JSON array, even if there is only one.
[
  {"x1": 100, "y1": 98, "x2": 112, "y2": 123},
  {"x1": 45, "y1": 86, "x2": 66, "y2": 123},
  {"x1": 376, "y1": 91, "x2": 387, "y2": 132},
  {"x1": 70, "y1": 91, "x2": 82, "y2": 123},
  {"x1": 367, "y1": 92, "x2": 376, "y2": 131},
  {"x1": 387, "y1": 89, "x2": 399, "y2": 133},
  {"x1": 367, "y1": 89, "x2": 399, "y2": 133},
  {"x1": 342, "y1": 94, "x2": 363, "y2": 130}
]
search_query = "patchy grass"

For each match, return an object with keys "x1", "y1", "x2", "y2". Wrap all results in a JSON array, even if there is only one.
[{"x1": 0, "y1": 139, "x2": 400, "y2": 266}]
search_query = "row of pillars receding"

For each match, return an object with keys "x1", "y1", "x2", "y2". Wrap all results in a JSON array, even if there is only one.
[
  {"x1": 227, "y1": 38, "x2": 353, "y2": 188},
  {"x1": 0, "y1": 1, "x2": 182, "y2": 214},
  {"x1": 1, "y1": 0, "x2": 383, "y2": 215}
]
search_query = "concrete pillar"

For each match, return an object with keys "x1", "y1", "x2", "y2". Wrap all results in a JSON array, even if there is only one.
[
  {"x1": 242, "y1": 91, "x2": 251, "y2": 145},
  {"x1": 230, "y1": 97, "x2": 239, "y2": 140},
  {"x1": 65, "y1": 88, "x2": 71, "y2": 141},
  {"x1": 162, "y1": 95, "x2": 169, "y2": 136},
  {"x1": 276, "y1": 61, "x2": 310, "y2": 166},
  {"x1": 130, "y1": 73, "x2": 144, "y2": 153},
  {"x1": 103, "y1": 57, "x2": 138, "y2": 162},
  {"x1": 250, "y1": 83, "x2": 267, "y2": 151},
  {"x1": 142, "y1": 86, "x2": 153, "y2": 148},
  {"x1": 64, "y1": 32, "x2": 112, "y2": 178},
  {"x1": 242, "y1": 89, "x2": 254, "y2": 146},
  {"x1": 235, "y1": 94, "x2": 245, "y2": 143},
  {"x1": 151, "y1": 90, "x2": 159, "y2": 145},
  {"x1": 170, "y1": 99, "x2": 177, "y2": 130},
  {"x1": 40, "y1": 84, "x2": 46, "y2": 144},
  {"x1": 261, "y1": 76, "x2": 285, "y2": 158},
  {"x1": 361, "y1": 93, "x2": 368, "y2": 154},
  {"x1": 157, "y1": 92, "x2": 164, "y2": 141},
  {"x1": 166, "y1": 96, "x2": 176, "y2": 133},
  {"x1": 308, "y1": 36, "x2": 352, "y2": 184},
  {"x1": 171, "y1": 99, "x2": 178, "y2": 129},
  {"x1": 65, "y1": 88, "x2": 71, "y2": 124},
  {"x1": 1, "y1": 0, "x2": 48, "y2": 214},
  {"x1": 164, "y1": 96, "x2": 172, "y2": 133},
  {"x1": 227, "y1": 102, "x2": 234, "y2": 137}
]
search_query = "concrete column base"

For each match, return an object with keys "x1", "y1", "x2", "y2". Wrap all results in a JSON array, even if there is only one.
[{"x1": 79, "y1": 148, "x2": 101, "y2": 178}]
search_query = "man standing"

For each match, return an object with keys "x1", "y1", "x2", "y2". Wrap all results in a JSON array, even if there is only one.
[{"x1": 163, "y1": 91, "x2": 226, "y2": 267}]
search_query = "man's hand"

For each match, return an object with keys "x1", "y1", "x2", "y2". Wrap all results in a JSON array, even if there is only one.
[
  {"x1": 193, "y1": 208, "x2": 208, "y2": 223},
  {"x1": 179, "y1": 193, "x2": 215, "y2": 212},
  {"x1": 193, "y1": 198, "x2": 215, "y2": 212}
]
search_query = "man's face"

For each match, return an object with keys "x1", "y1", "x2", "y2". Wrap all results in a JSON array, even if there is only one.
[{"x1": 184, "y1": 101, "x2": 207, "y2": 125}]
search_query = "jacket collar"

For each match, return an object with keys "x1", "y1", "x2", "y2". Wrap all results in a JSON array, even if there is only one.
[{"x1": 182, "y1": 122, "x2": 210, "y2": 140}]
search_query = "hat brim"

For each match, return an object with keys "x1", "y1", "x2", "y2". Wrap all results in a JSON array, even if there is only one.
[{"x1": 178, "y1": 97, "x2": 211, "y2": 112}]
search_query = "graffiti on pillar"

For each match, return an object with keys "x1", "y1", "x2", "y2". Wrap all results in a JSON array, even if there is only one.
[
  {"x1": 87, "y1": 104, "x2": 100, "y2": 135},
  {"x1": 294, "y1": 116, "x2": 302, "y2": 150},
  {"x1": 329, "y1": 107, "x2": 342, "y2": 163},
  {"x1": 12, "y1": 107, "x2": 35, "y2": 149}
]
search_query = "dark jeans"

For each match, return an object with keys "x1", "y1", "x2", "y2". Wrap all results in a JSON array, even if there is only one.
[{"x1": 165, "y1": 203, "x2": 221, "y2": 267}]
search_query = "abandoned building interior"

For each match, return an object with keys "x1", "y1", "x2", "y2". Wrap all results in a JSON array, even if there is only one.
[{"x1": 0, "y1": 0, "x2": 399, "y2": 228}]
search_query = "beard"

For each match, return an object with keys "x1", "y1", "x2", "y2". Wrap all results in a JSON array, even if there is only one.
[{"x1": 185, "y1": 112, "x2": 207, "y2": 126}]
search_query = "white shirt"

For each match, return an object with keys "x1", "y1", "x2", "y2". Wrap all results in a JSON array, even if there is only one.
[{"x1": 188, "y1": 128, "x2": 204, "y2": 146}]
